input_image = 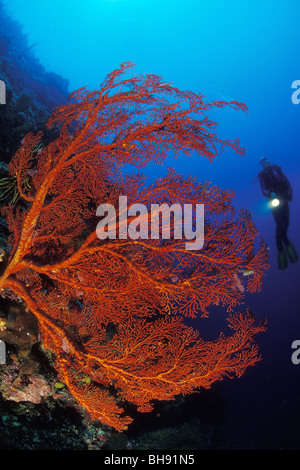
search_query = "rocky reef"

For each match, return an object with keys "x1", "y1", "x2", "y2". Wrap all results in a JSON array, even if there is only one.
[{"x1": 0, "y1": 3, "x2": 69, "y2": 162}]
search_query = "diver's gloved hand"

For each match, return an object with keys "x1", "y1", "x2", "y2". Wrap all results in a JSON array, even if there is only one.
[{"x1": 269, "y1": 192, "x2": 277, "y2": 199}]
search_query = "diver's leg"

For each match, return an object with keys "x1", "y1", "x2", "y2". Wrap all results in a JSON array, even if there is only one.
[
  {"x1": 281, "y1": 200, "x2": 290, "y2": 246},
  {"x1": 272, "y1": 208, "x2": 288, "y2": 269},
  {"x1": 282, "y1": 202, "x2": 298, "y2": 263}
]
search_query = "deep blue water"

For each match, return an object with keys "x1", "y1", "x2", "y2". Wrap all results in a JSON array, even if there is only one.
[{"x1": 2, "y1": 0, "x2": 300, "y2": 449}]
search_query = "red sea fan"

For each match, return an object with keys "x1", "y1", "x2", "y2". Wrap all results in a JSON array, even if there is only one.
[{"x1": 0, "y1": 63, "x2": 268, "y2": 430}]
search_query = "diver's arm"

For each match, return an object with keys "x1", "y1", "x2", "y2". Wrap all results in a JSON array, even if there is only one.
[
  {"x1": 262, "y1": 188, "x2": 273, "y2": 198},
  {"x1": 259, "y1": 173, "x2": 272, "y2": 198}
]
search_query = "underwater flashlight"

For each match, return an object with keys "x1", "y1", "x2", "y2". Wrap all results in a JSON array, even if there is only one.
[{"x1": 270, "y1": 198, "x2": 280, "y2": 208}]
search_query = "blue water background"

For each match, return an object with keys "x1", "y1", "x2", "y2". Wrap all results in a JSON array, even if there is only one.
[{"x1": 3, "y1": 0, "x2": 300, "y2": 449}]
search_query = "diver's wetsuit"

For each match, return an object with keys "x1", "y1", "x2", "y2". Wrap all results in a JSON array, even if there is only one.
[
  {"x1": 258, "y1": 164, "x2": 292, "y2": 250},
  {"x1": 258, "y1": 164, "x2": 297, "y2": 268}
]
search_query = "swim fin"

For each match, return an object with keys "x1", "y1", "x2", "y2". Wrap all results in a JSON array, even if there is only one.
[
  {"x1": 277, "y1": 249, "x2": 288, "y2": 270},
  {"x1": 285, "y1": 241, "x2": 298, "y2": 263}
]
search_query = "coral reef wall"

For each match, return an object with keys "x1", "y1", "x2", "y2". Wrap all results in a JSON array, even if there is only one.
[{"x1": 0, "y1": 3, "x2": 69, "y2": 162}]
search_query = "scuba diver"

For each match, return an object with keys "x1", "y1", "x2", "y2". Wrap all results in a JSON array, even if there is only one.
[{"x1": 258, "y1": 157, "x2": 298, "y2": 270}]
